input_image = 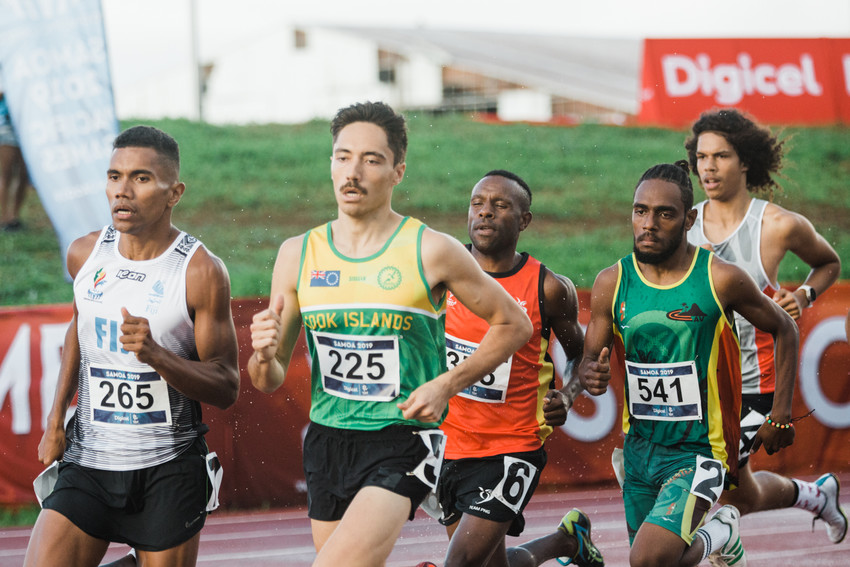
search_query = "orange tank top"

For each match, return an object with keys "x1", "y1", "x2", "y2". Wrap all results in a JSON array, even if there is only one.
[{"x1": 442, "y1": 252, "x2": 555, "y2": 459}]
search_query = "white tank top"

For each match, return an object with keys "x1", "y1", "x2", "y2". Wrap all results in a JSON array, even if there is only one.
[
  {"x1": 66, "y1": 226, "x2": 205, "y2": 470},
  {"x1": 689, "y1": 198, "x2": 778, "y2": 395}
]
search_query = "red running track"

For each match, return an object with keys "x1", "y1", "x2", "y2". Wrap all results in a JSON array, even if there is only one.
[{"x1": 1, "y1": 475, "x2": 848, "y2": 566}]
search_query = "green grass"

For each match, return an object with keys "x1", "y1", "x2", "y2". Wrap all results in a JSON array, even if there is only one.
[
  {"x1": 1, "y1": 115, "x2": 849, "y2": 307},
  {"x1": 0, "y1": 504, "x2": 40, "y2": 527}
]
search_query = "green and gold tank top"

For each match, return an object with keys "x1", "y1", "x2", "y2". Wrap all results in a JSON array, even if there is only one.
[
  {"x1": 612, "y1": 247, "x2": 742, "y2": 476},
  {"x1": 297, "y1": 217, "x2": 447, "y2": 430}
]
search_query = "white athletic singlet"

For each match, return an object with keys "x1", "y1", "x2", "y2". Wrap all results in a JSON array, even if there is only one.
[
  {"x1": 689, "y1": 198, "x2": 778, "y2": 395},
  {"x1": 65, "y1": 226, "x2": 206, "y2": 470}
]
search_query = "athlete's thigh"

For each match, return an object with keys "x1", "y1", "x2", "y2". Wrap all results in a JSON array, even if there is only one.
[
  {"x1": 629, "y1": 521, "x2": 689, "y2": 566},
  {"x1": 444, "y1": 513, "x2": 511, "y2": 567},
  {"x1": 136, "y1": 531, "x2": 201, "y2": 567},
  {"x1": 24, "y1": 508, "x2": 110, "y2": 567},
  {"x1": 311, "y1": 518, "x2": 341, "y2": 552},
  {"x1": 313, "y1": 486, "x2": 411, "y2": 567}
]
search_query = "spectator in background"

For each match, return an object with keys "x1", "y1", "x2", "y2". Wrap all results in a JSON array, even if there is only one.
[{"x1": 0, "y1": 82, "x2": 30, "y2": 232}]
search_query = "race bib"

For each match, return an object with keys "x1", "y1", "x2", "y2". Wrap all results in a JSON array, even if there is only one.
[
  {"x1": 626, "y1": 360, "x2": 702, "y2": 421},
  {"x1": 314, "y1": 331, "x2": 401, "y2": 402},
  {"x1": 445, "y1": 333, "x2": 511, "y2": 403},
  {"x1": 88, "y1": 365, "x2": 172, "y2": 426},
  {"x1": 485, "y1": 455, "x2": 538, "y2": 514},
  {"x1": 739, "y1": 407, "x2": 766, "y2": 458},
  {"x1": 409, "y1": 429, "x2": 446, "y2": 490},
  {"x1": 690, "y1": 455, "x2": 726, "y2": 505},
  {"x1": 205, "y1": 452, "x2": 223, "y2": 512}
]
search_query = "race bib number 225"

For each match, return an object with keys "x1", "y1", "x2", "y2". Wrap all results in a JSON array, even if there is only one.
[{"x1": 314, "y1": 331, "x2": 401, "y2": 402}]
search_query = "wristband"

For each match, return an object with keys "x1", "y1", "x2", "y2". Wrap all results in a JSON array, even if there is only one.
[
  {"x1": 765, "y1": 414, "x2": 793, "y2": 429},
  {"x1": 798, "y1": 284, "x2": 816, "y2": 307}
]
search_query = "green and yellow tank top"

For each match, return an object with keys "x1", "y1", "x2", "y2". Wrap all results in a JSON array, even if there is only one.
[
  {"x1": 612, "y1": 247, "x2": 742, "y2": 478},
  {"x1": 297, "y1": 216, "x2": 447, "y2": 430}
]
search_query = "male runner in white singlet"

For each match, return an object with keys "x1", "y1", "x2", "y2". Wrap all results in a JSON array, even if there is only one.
[
  {"x1": 24, "y1": 126, "x2": 240, "y2": 567},
  {"x1": 686, "y1": 108, "x2": 846, "y2": 546}
]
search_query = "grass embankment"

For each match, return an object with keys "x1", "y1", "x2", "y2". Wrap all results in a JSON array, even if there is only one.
[{"x1": 2, "y1": 115, "x2": 849, "y2": 305}]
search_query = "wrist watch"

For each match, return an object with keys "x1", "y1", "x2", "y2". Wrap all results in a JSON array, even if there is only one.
[{"x1": 798, "y1": 284, "x2": 817, "y2": 306}]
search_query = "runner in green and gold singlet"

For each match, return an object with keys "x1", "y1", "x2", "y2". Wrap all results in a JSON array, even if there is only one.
[
  {"x1": 614, "y1": 246, "x2": 741, "y2": 480},
  {"x1": 579, "y1": 162, "x2": 798, "y2": 567},
  {"x1": 248, "y1": 102, "x2": 531, "y2": 567},
  {"x1": 298, "y1": 216, "x2": 447, "y2": 430}
]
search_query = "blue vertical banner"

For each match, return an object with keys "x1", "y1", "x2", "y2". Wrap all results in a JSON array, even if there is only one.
[{"x1": 0, "y1": 0, "x2": 117, "y2": 276}]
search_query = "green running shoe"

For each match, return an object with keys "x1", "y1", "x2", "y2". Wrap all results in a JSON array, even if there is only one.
[{"x1": 556, "y1": 508, "x2": 604, "y2": 567}]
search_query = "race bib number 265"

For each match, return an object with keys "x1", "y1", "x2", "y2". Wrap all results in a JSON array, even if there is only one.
[{"x1": 89, "y1": 366, "x2": 172, "y2": 426}]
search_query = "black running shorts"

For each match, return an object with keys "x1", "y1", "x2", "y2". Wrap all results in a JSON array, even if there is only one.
[
  {"x1": 303, "y1": 422, "x2": 437, "y2": 522},
  {"x1": 43, "y1": 436, "x2": 210, "y2": 551},
  {"x1": 437, "y1": 447, "x2": 546, "y2": 537}
]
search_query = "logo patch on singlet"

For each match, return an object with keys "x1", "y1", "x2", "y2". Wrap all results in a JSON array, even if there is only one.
[
  {"x1": 86, "y1": 268, "x2": 107, "y2": 302},
  {"x1": 146, "y1": 280, "x2": 165, "y2": 315},
  {"x1": 514, "y1": 297, "x2": 528, "y2": 313},
  {"x1": 666, "y1": 303, "x2": 708, "y2": 322},
  {"x1": 378, "y1": 266, "x2": 402, "y2": 290},
  {"x1": 310, "y1": 270, "x2": 340, "y2": 287},
  {"x1": 116, "y1": 269, "x2": 146, "y2": 282}
]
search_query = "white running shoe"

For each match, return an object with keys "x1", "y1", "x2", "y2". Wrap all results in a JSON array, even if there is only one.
[
  {"x1": 814, "y1": 473, "x2": 848, "y2": 544},
  {"x1": 707, "y1": 505, "x2": 747, "y2": 567}
]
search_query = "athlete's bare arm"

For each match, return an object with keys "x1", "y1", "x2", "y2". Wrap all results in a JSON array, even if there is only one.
[
  {"x1": 577, "y1": 265, "x2": 617, "y2": 396},
  {"x1": 37, "y1": 232, "x2": 99, "y2": 465},
  {"x1": 248, "y1": 235, "x2": 305, "y2": 393},
  {"x1": 117, "y1": 246, "x2": 240, "y2": 409},
  {"x1": 711, "y1": 257, "x2": 798, "y2": 455},
  {"x1": 542, "y1": 271, "x2": 584, "y2": 425},
  {"x1": 397, "y1": 229, "x2": 532, "y2": 422},
  {"x1": 762, "y1": 204, "x2": 841, "y2": 319}
]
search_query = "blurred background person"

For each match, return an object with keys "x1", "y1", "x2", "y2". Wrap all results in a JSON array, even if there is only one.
[{"x1": 0, "y1": 74, "x2": 30, "y2": 232}]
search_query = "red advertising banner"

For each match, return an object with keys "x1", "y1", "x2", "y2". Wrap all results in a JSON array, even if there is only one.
[
  {"x1": 1, "y1": 289, "x2": 849, "y2": 508},
  {"x1": 830, "y1": 38, "x2": 850, "y2": 123},
  {"x1": 639, "y1": 38, "x2": 850, "y2": 127}
]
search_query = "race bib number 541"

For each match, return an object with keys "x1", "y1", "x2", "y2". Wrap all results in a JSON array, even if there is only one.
[{"x1": 626, "y1": 360, "x2": 702, "y2": 421}]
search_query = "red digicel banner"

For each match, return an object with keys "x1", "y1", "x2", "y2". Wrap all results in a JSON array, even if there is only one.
[
  {"x1": 1, "y1": 289, "x2": 849, "y2": 508},
  {"x1": 639, "y1": 38, "x2": 850, "y2": 126}
]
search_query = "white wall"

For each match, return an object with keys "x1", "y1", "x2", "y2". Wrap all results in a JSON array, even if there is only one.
[{"x1": 108, "y1": 22, "x2": 446, "y2": 125}]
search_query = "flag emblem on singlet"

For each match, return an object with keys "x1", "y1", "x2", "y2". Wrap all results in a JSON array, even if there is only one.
[{"x1": 310, "y1": 270, "x2": 340, "y2": 287}]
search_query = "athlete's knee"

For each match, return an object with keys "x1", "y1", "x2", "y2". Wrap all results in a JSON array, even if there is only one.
[
  {"x1": 445, "y1": 540, "x2": 498, "y2": 567},
  {"x1": 629, "y1": 545, "x2": 674, "y2": 567}
]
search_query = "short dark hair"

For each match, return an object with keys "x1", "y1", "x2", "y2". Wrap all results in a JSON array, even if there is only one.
[
  {"x1": 330, "y1": 101, "x2": 408, "y2": 165},
  {"x1": 113, "y1": 125, "x2": 180, "y2": 174},
  {"x1": 685, "y1": 108, "x2": 786, "y2": 198},
  {"x1": 483, "y1": 169, "x2": 532, "y2": 208},
  {"x1": 636, "y1": 161, "x2": 694, "y2": 211}
]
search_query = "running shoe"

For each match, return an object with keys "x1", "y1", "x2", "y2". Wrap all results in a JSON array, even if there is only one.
[
  {"x1": 707, "y1": 505, "x2": 747, "y2": 567},
  {"x1": 556, "y1": 508, "x2": 604, "y2": 567},
  {"x1": 813, "y1": 473, "x2": 848, "y2": 544}
]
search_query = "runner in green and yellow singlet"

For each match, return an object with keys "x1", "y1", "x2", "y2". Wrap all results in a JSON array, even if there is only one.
[
  {"x1": 579, "y1": 162, "x2": 798, "y2": 567},
  {"x1": 248, "y1": 102, "x2": 531, "y2": 567}
]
